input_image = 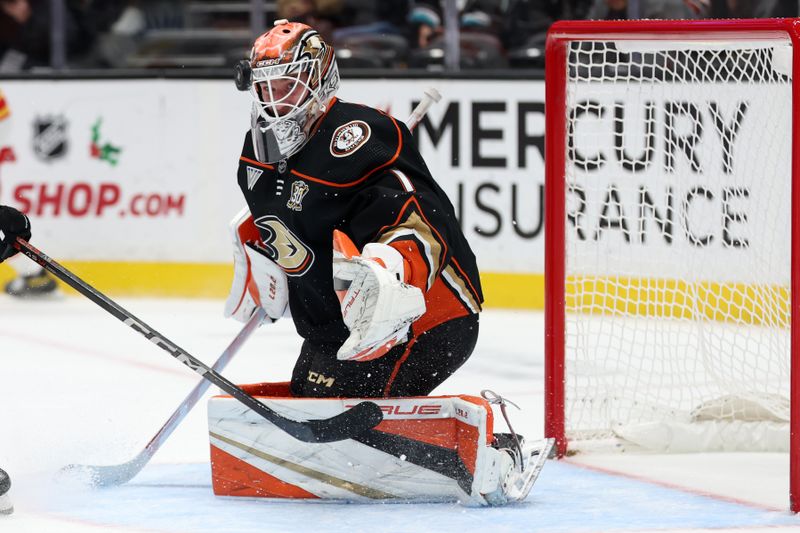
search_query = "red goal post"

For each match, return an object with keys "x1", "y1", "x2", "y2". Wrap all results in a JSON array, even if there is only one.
[{"x1": 544, "y1": 18, "x2": 800, "y2": 512}]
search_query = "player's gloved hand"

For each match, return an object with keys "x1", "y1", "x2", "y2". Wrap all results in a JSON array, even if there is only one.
[
  {"x1": 0, "y1": 205, "x2": 31, "y2": 262},
  {"x1": 332, "y1": 230, "x2": 426, "y2": 362},
  {"x1": 224, "y1": 208, "x2": 289, "y2": 324}
]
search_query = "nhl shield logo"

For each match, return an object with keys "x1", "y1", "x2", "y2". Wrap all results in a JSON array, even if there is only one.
[
  {"x1": 33, "y1": 115, "x2": 68, "y2": 161},
  {"x1": 330, "y1": 120, "x2": 370, "y2": 158},
  {"x1": 286, "y1": 180, "x2": 309, "y2": 211}
]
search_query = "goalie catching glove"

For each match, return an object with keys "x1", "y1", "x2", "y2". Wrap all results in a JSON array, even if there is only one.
[
  {"x1": 224, "y1": 208, "x2": 289, "y2": 324},
  {"x1": 332, "y1": 230, "x2": 426, "y2": 362}
]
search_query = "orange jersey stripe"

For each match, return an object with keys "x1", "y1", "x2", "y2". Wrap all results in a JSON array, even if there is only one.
[
  {"x1": 240, "y1": 156, "x2": 274, "y2": 169},
  {"x1": 383, "y1": 337, "x2": 417, "y2": 396}
]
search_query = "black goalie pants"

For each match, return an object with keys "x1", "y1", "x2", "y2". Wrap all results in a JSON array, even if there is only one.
[{"x1": 290, "y1": 313, "x2": 479, "y2": 398}]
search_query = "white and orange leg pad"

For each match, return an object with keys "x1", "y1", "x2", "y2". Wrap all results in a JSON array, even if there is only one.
[{"x1": 207, "y1": 384, "x2": 552, "y2": 506}]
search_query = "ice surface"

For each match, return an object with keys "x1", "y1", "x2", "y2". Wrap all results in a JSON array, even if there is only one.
[{"x1": 1, "y1": 295, "x2": 798, "y2": 532}]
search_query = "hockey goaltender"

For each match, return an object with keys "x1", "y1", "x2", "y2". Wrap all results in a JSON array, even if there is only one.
[{"x1": 0, "y1": 19, "x2": 553, "y2": 507}]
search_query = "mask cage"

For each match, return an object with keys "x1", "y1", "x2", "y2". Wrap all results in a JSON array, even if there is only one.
[{"x1": 250, "y1": 58, "x2": 323, "y2": 127}]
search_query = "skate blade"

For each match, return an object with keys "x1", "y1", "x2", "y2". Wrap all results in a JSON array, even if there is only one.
[{"x1": 505, "y1": 437, "x2": 555, "y2": 502}]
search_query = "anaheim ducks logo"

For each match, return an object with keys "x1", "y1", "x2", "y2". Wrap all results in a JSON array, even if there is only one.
[
  {"x1": 253, "y1": 215, "x2": 314, "y2": 276},
  {"x1": 330, "y1": 120, "x2": 370, "y2": 157}
]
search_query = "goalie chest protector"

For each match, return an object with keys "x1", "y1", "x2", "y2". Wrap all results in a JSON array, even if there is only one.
[{"x1": 236, "y1": 98, "x2": 483, "y2": 344}]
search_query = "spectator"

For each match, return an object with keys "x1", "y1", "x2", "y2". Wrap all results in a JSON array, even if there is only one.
[
  {"x1": 503, "y1": 0, "x2": 592, "y2": 53},
  {"x1": 0, "y1": 0, "x2": 116, "y2": 71},
  {"x1": 278, "y1": 0, "x2": 410, "y2": 68},
  {"x1": 408, "y1": 0, "x2": 503, "y2": 49},
  {"x1": 589, "y1": 0, "x2": 796, "y2": 22},
  {"x1": 406, "y1": 0, "x2": 507, "y2": 69},
  {"x1": 0, "y1": 0, "x2": 47, "y2": 71},
  {"x1": 88, "y1": 1, "x2": 187, "y2": 68},
  {"x1": 277, "y1": 0, "x2": 342, "y2": 42},
  {"x1": 587, "y1": 0, "x2": 699, "y2": 19},
  {"x1": 332, "y1": 0, "x2": 409, "y2": 40},
  {"x1": 767, "y1": 0, "x2": 798, "y2": 16},
  {"x1": 704, "y1": 0, "x2": 795, "y2": 17}
]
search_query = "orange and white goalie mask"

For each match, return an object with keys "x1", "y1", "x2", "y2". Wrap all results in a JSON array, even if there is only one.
[{"x1": 247, "y1": 20, "x2": 339, "y2": 163}]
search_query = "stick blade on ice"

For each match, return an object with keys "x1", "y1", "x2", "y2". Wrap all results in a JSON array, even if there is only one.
[{"x1": 58, "y1": 453, "x2": 149, "y2": 488}]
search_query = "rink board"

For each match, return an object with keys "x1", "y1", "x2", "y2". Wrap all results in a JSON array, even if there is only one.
[
  {"x1": 0, "y1": 75, "x2": 786, "y2": 315},
  {"x1": 0, "y1": 78, "x2": 546, "y2": 308}
]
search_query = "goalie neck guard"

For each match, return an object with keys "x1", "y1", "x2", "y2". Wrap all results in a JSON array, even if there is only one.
[{"x1": 246, "y1": 19, "x2": 339, "y2": 164}]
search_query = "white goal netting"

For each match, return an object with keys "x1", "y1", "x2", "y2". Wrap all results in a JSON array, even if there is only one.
[{"x1": 563, "y1": 36, "x2": 793, "y2": 452}]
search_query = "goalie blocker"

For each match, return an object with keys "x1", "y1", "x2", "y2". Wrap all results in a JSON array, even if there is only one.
[{"x1": 208, "y1": 383, "x2": 553, "y2": 506}]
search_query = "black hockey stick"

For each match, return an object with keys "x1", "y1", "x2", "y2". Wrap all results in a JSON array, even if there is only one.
[
  {"x1": 60, "y1": 307, "x2": 266, "y2": 487},
  {"x1": 12, "y1": 237, "x2": 383, "y2": 443}
]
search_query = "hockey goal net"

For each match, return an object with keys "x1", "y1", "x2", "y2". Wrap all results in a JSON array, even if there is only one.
[{"x1": 544, "y1": 19, "x2": 799, "y2": 510}]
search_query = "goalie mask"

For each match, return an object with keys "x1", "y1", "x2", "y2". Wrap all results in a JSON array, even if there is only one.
[{"x1": 246, "y1": 20, "x2": 339, "y2": 163}]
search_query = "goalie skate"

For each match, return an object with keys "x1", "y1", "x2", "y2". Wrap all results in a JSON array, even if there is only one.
[{"x1": 481, "y1": 437, "x2": 555, "y2": 506}]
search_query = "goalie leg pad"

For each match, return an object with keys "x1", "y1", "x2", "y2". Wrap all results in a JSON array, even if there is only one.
[{"x1": 208, "y1": 388, "x2": 551, "y2": 506}]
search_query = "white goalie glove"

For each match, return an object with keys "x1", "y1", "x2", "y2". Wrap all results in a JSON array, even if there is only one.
[
  {"x1": 224, "y1": 207, "x2": 289, "y2": 324},
  {"x1": 332, "y1": 230, "x2": 426, "y2": 362}
]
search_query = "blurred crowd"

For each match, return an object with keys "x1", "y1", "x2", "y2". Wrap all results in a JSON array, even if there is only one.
[{"x1": 0, "y1": 0, "x2": 798, "y2": 72}]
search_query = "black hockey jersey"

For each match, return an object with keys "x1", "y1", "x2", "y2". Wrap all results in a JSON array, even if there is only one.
[{"x1": 236, "y1": 98, "x2": 483, "y2": 345}]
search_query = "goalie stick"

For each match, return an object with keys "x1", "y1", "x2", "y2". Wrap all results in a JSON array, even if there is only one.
[
  {"x1": 11, "y1": 237, "x2": 384, "y2": 444},
  {"x1": 59, "y1": 307, "x2": 267, "y2": 487},
  {"x1": 406, "y1": 87, "x2": 441, "y2": 131},
  {"x1": 15, "y1": 87, "x2": 443, "y2": 454}
]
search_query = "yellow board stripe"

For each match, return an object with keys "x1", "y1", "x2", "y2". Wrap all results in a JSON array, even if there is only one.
[
  {"x1": 0, "y1": 261, "x2": 232, "y2": 298},
  {"x1": 0, "y1": 262, "x2": 545, "y2": 309},
  {"x1": 2, "y1": 262, "x2": 783, "y2": 323},
  {"x1": 566, "y1": 276, "x2": 790, "y2": 327},
  {"x1": 479, "y1": 272, "x2": 545, "y2": 309}
]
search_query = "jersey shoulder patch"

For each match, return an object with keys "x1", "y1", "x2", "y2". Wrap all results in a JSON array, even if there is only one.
[
  {"x1": 294, "y1": 102, "x2": 403, "y2": 187},
  {"x1": 330, "y1": 120, "x2": 371, "y2": 157}
]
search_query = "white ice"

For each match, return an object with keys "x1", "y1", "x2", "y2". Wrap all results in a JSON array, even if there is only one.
[{"x1": 1, "y1": 295, "x2": 799, "y2": 532}]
